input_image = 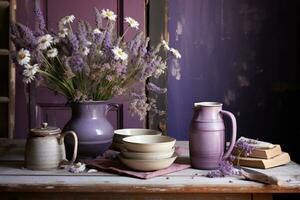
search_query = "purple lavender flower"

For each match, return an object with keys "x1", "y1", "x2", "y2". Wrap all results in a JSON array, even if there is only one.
[
  {"x1": 234, "y1": 139, "x2": 256, "y2": 157},
  {"x1": 206, "y1": 160, "x2": 235, "y2": 178},
  {"x1": 139, "y1": 37, "x2": 149, "y2": 56},
  {"x1": 15, "y1": 23, "x2": 37, "y2": 49},
  {"x1": 147, "y1": 82, "x2": 167, "y2": 94},
  {"x1": 94, "y1": 7, "x2": 103, "y2": 29},
  {"x1": 66, "y1": 55, "x2": 84, "y2": 72},
  {"x1": 130, "y1": 92, "x2": 145, "y2": 99},
  {"x1": 115, "y1": 62, "x2": 127, "y2": 76},
  {"x1": 104, "y1": 31, "x2": 112, "y2": 48},
  {"x1": 88, "y1": 44, "x2": 97, "y2": 58},
  {"x1": 34, "y1": 5, "x2": 45, "y2": 35},
  {"x1": 94, "y1": 32, "x2": 104, "y2": 45},
  {"x1": 68, "y1": 33, "x2": 79, "y2": 53},
  {"x1": 78, "y1": 21, "x2": 90, "y2": 47}
]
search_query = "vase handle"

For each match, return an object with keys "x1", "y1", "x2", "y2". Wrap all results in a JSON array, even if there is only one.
[
  {"x1": 106, "y1": 103, "x2": 124, "y2": 129},
  {"x1": 220, "y1": 110, "x2": 237, "y2": 159}
]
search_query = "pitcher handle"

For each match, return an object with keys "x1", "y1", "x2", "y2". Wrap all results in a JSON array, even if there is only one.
[
  {"x1": 106, "y1": 103, "x2": 124, "y2": 129},
  {"x1": 220, "y1": 110, "x2": 237, "y2": 159},
  {"x1": 59, "y1": 131, "x2": 78, "y2": 164}
]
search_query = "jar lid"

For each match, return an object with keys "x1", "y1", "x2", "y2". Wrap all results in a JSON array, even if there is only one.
[{"x1": 30, "y1": 122, "x2": 61, "y2": 137}]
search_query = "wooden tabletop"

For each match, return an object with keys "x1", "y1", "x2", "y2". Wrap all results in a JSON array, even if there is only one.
[{"x1": 0, "y1": 141, "x2": 299, "y2": 194}]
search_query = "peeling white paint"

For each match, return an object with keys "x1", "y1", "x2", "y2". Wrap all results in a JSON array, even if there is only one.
[
  {"x1": 224, "y1": 89, "x2": 236, "y2": 105},
  {"x1": 171, "y1": 59, "x2": 181, "y2": 80},
  {"x1": 176, "y1": 16, "x2": 185, "y2": 41},
  {"x1": 176, "y1": 21, "x2": 183, "y2": 41},
  {"x1": 238, "y1": 75, "x2": 250, "y2": 87}
]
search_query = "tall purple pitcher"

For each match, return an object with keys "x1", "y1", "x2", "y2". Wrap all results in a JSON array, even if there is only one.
[{"x1": 189, "y1": 102, "x2": 237, "y2": 169}]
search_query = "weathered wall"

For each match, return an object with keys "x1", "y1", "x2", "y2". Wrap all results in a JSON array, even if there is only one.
[{"x1": 167, "y1": 0, "x2": 300, "y2": 165}]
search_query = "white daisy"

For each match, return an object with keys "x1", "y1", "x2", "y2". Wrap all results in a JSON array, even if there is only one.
[
  {"x1": 101, "y1": 9, "x2": 117, "y2": 21},
  {"x1": 69, "y1": 162, "x2": 86, "y2": 173},
  {"x1": 60, "y1": 15, "x2": 75, "y2": 25},
  {"x1": 58, "y1": 28, "x2": 68, "y2": 38},
  {"x1": 86, "y1": 41, "x2": 92, "y2": 46},
  {"x1": 47, "y1": 48, "x2": 58, "y2": 58},
  {"x1": 125, "y1": 17, "x2": 139, "y2": 29},
  {"x1": 22, "y1": 64, "x2": 39, "y2": 83},
  {"x1": 162, "y1": 40, "x2": 170, "y2": 50},
  {"x1": 112, "y1": 47, "x2": 128, "y2": 61},
  {"x1": 17, "y1": 48, "x2": 31, "y2": 66},
  {"x1": 170, "y1": 48, "x2": 181, "y2": 59},
  {"x1": 93, "y1": 28, "x2": 102, "y2": 34},
  {"x1": 80, "y1": 46, "x2": 90, "y2": 56},
  {"x1": 38, "y1": 34, "x2": 53, "y2": 50},
  {"x1": 98, "y1": 50, "x2": 103, "y2": 55}
]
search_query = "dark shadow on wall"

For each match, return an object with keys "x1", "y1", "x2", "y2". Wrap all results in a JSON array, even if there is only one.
[
  {"x1": 167, "y1": 0, "x2": 300, "y2": 163},
  {"x1": 167, "y1": 1, "x2": 300, "y2": 198}
]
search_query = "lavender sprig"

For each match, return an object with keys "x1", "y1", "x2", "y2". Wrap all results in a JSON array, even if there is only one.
[
  {"x1": 34, "y1": 5, "x2": 46, "y2": 35},
  {"x1": 206, "y1": 160, "x2": 236, "y2": 178},
  {"x1": 234, "y1": 139, "x2": 256, "y2": 157},
  {"x1": 206, "y1": 138, "x2": 256, "y2": 178}
]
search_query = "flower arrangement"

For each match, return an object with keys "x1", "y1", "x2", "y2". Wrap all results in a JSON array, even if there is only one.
[{"x1": 11, "y1": 7, "x2": 181, "y2": 119}]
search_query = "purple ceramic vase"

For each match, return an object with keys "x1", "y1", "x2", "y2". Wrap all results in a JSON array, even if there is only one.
[
  {"x1": 189, "y1": 102, "x2": 237, "y2": 169},
  {"x1": 64, "y1": 101, "x2": 115, "y2": 158}
]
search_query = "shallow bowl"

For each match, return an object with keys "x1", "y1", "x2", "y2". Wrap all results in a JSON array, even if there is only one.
[
  {"x1": 118, "y1": 154, "x2": 177, "y2": 171},
  {"x1": 122, "y1": 135, "x2": 176, "y2": 152},
  {"x1": 113, "y1": 129, "x2": 161, "y2": 144},
  {"x1": 121, "y1": 147, "x2": 175, "y2": 160}
]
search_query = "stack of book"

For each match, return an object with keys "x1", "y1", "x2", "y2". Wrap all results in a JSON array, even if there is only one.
[{"x1": 234, "y1": 138, "x2": 291, "y2": 169}]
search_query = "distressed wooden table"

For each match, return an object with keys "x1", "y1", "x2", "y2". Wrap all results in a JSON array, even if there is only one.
[{"x1": 0, "y1": 140, "x2": 299, "y2": 200}]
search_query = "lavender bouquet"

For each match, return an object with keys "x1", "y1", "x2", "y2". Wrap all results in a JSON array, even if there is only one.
[{"x1": 11, "y1": 8, "x2": 181, "y2": 119}]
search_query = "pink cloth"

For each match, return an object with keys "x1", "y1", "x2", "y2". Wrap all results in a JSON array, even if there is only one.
[
  {"x1": 83, "y1": 149, "x2": 190, "y2": 179},
  {"x1": 84, "y1": 158, "x2": 190, "y2": 179}
]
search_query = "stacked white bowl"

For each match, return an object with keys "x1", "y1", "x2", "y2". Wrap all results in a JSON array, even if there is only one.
[
  {"x1": 119, "y1": 135, "x2": 177, "y2": 171},
  {"x1": 112, "y1": 129, "x2": 162, "y2": 151}
]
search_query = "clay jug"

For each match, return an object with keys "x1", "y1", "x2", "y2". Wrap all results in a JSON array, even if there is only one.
[
  {"x1": 189, "y1": 102, "x2": 237, "y2": 169},
  {"x1": 25, "y1": 122, "x2": 78, "y2": 170}
]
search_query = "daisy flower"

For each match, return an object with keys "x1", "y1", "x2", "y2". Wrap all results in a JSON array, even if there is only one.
[
  {"x1": 58, "y1": 28, "x2": 68, "y2": 38},
  {"x1": 125, "y1": 17, "x2": 139, "y2": 29},
  {"x1": 101, "y1": 9, "x2": 117, "y2": 21},
  {"x1": 47, "y1": 48, "x2": 58, "y2": 58},
  {"x1": 22, "y1": 64, "x2": 39, "y2": 83},
  {"x1": 112, "y1": 47, "x2": 128, "y2": 61},
  {"x1": 170, "y1": 48, "x2": 181, "y2": 59},
  {"x1": 38, "y1": 34, "x2": 53, "y2": 50},
  {"x1": 80, "y1": 46, "x2": 90, "y2": 56},
  {"x1": 161, "y1": 40, "x2": 170, "y2": 50},
  {"x1": 60, "y1": 15, "x2": 75, "y2": 25},
  {"x1": 98, "y1": 50, "x2": 103, "y2": 55},
  {"x1": 86, "y1": 41, "x2": 92, "y2": 46},
  {"x1": 93, "y1": 28, "x2": 102, "y2": 34},
  {"x1": 17, "y1": 48, "x2": 31, "y2": 66}
]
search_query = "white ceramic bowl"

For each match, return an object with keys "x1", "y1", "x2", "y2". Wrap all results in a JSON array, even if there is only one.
[
  {"x1": 122, "y1": 135, "x2": 176, "y2": 152},
  {"x1": 121, "y1": 147, "x2": 175, "y2": 160},
  {"x1": 118, "y1": 154, "x2": 177, "y2": 171},
  {"x1": 113, "y1": 129, "x2": 161, "y2": 144}
]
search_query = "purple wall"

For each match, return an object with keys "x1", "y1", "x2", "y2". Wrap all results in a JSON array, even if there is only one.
[{"x1": 167, "y1": 0, "x2": 300, "y2": 165}]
